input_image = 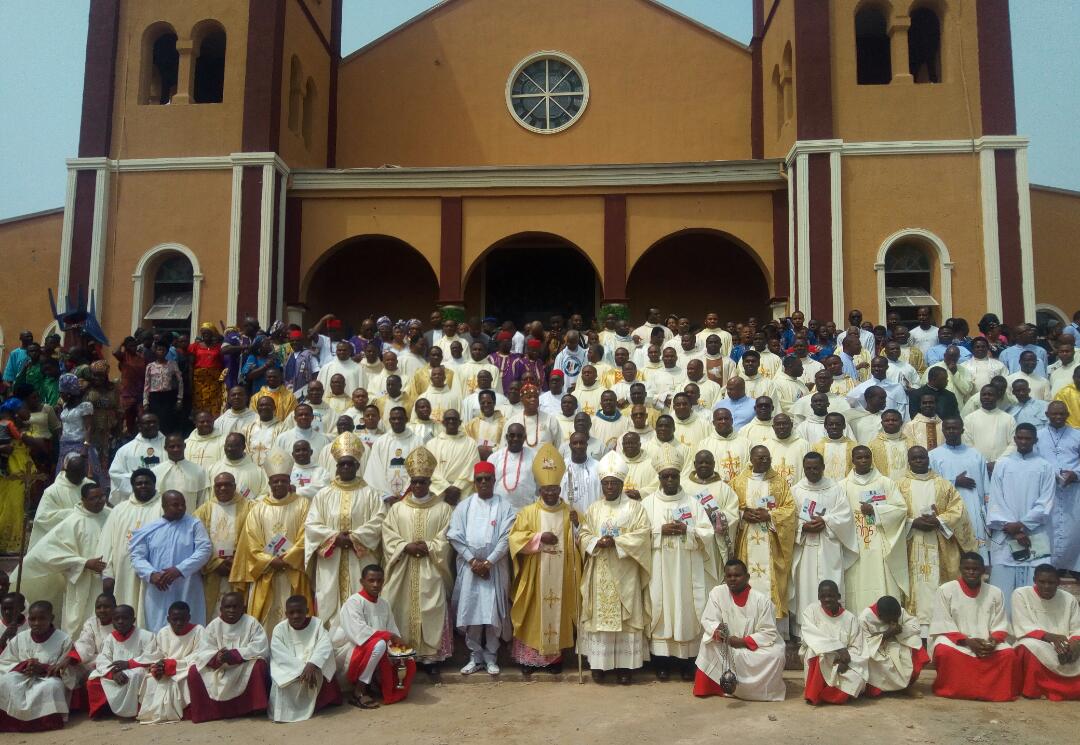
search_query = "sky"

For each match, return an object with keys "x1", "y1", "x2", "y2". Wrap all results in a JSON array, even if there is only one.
[{"x1": 0, "y1": 0, "x2": 1077, "y2": 221}]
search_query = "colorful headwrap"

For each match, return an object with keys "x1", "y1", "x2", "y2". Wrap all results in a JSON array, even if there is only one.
[
  {"x1": 199, "y1": 321, "x2": 216, "y2": 333},
  {"x1": 90, "y1": 360, "x2": 109, "y2": 375},
  {"x1": 0, "y1": 397, "x2": 24, "y2": 415},
  {"x1": 59, "y1": 373, "x2": 82, "y2": 395},
  {"x1": 520, "y1": 383, "x2": 540, "y2": 396},
  {"x1": 377, "y1": 316, "x2": 392, "y2": 328}
]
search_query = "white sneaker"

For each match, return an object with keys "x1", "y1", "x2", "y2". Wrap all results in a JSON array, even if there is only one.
[
  {"x1": 486, "y1": 661, "x2": 501, "y2": 676},
  {"x1": 460, "y1": 661, "x2": 482, "y2": 675}
]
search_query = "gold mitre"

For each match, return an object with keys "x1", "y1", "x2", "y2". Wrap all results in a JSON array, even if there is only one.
[
  {"x1": 531, "y1": 442, "x2": 565, "y2": 487},
  {"x1": 330, "y1": 431, "x2": 365, "y2": 462},
  {"x1": 656, "y1": 447, "x2": 686, "y2": 473},
  {"x1": 263, "y1": 447, "x2": 294, "y2": 478},
  {"x1": 405, "y1": 446, "x2": 437, "y2": 478}
]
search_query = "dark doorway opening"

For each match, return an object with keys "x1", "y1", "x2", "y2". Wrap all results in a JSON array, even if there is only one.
[{"x1": 464, "y1": 234, "x2": 599, "y2": 327}]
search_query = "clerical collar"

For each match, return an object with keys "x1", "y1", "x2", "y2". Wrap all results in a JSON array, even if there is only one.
[{"x1": 730, "y1": 585, "x2": 751, "y2": 606}]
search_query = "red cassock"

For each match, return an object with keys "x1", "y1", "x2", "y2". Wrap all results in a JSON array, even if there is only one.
[
  {"x1": 932, "y1": 632, "x2": 1020, "y2": 702},
  {"x1": 347, "y1": 630, "x2": 415, "y2": 705},
  {"x1": 186, "y1": 654, "x2": 271, "y2": 723},
  {"x1": 1015, "y1": 632, "x2": 1080, "y2": 702}
]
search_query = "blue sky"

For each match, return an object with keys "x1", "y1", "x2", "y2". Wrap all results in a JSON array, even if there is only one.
[{"x1": 0, "y1": 0, "x2": 1076, "y2": 220}]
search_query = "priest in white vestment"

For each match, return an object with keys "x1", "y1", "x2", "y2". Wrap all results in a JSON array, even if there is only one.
[
  {"x1": 98, "y1": 468, "x2": 163, "y2": 623},
  {"x1": 152, "y1": 434, "x2": 211, "y2": 513},
  {"x1": 268, "y1": 596, "x2": 338, "y2": 722},
  {"x1": 317, "y1": 341, "x2": 363, "y2": 395},
  {"x1": 108, "y1": 414, "x2": 166, "y2": 505},
  {"x1": 185, "y1": 412, "x2": 225, "y2": 469},
  {"x1": 192, "y1": 473, "x2": 253, "y2": 620},
  {"x1": 289, "y1": 440, "x2": 329, "y2": 498},
  {"x1": 693, "y1": 558, "x2": 787, "y2": 701},
  {"x1": 244, "y1": 397, "x2": 286, "y2": 468},
  {"x1": 275, "y1": 403, "x2": 331, "y2": 457},
  {"x1": 963, "y1": 385, "x2": 1018, "y2": 463},
  {"x1": 363, "y1": 407, "x2": 425, "y2": 501},
  {"x1": 619, "y1": 432, "x2": 660, "y2": 501},
  {"x1": 698, "y1": 408, "x2": 750, "y2": 483},
  {"x1": 215, "y1": 386, "x2": 258, "y2": 435},
  {"x1": 428, "y1": 410, "x2": 480, "y2": 504}
]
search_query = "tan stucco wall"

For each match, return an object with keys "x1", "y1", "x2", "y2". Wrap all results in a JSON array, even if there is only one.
[
  {"x1": 101, "y1": 170, "x2": 233, "y2": 343},
  {"x1": 830, "y1": 0, "x2": 984, "y2": 143},
  {"x1": 840, "y1": 152, "x2": 985, "y2": 323},
  {"x1": 279, "y1": 0, "x2": 332, "y2": 169},
  {"x1": 297, "y1": 197, "x2": 443, "y2": 300},
  {"x1": 761, "y1": 0, "x2": 798, "y2": 160},
  {"x1": 109, "y1": 0, "x2": 249, "y2": 158},
  {"x1": 0, "y1": 210, "x2": 64, "y2": 356},
  {"x1": 1031, "y1": 186, "x2": 1080, "y2": 321},
  {"x1": 335, "y1": 0, "x2": 752, "y2": 168}
]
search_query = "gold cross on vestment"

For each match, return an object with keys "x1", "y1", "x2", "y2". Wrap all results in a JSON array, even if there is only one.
[
  {"x1": 748, "y1": 531, "x2": 765, "y2": 545},
  {"x1": 749, "y1": 562, "x2": 767, "y2": 577},
  {"x1": 543, "y1": 625, "x2": 559, "y2": 645},
  {"x1": 543, "y1": 590, "x2": 560, "y2": 609},
  {"x1": 719, "y1": 453, "x2": 741, "y2": 481}
]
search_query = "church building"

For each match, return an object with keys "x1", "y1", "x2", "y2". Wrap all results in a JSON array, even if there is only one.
[{"x1": 0, "y1": 0, "x2": 1077, "y2": 352}]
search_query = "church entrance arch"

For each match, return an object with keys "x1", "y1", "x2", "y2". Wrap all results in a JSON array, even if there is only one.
[
  {"x1": 463, "y1": 233, "x2": 600, "y2": 327},
  {"x1": 303, "y1": 235, "x2": 438, "y2": 328},
  {"x1": 627, "y1": 230, "x2": 771, "y2": 324}
]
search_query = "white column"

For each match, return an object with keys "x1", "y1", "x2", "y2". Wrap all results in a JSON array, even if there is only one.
[
  {"x1": 795, "y1": 152, "x2": 811, "y2": 318},
  {"x1": 829, "y1": 149, "x2": 845, "y2": 324},
  {"x1": 1014, "y1": 146, "x2": 1035, "y2": 322},
  {"x1": 57, "y1": 167, "x2": 78, "y2": 302},
  {"x1": 979, "y1": 148, "x2": 1002, "y2": 318},
  {"x1": 226, "y1": 165, "x2": 243, "y2": 325},
  {"x1": 275, "y1": 173, "x2": 288, "y2": 321},
  {"x1": 787, "y1": 167, "x2": 795, "y2": 304},
  {"x1": 257, "y1": 163, "x2": 276, "y2": 324},
  {"x1": 88, "y1": 165, "x2": 111, "y2": 315}
]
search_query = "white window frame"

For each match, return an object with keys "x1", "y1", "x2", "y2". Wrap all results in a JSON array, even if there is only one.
[
  {"x1": 131, "y1": 242, "x2": 204, "y2": 339},
  {"x1": 874, "y1": 228, "x2": 953, "y2": 322},
  {"x1": 505, "y1": 51, "x2": 589, "y2": 134}
]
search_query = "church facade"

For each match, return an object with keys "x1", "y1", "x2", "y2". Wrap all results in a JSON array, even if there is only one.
[{"x1": 1, "y1": 0, "x2": 1078, "y2": 352}]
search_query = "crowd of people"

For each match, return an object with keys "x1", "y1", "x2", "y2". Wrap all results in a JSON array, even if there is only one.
[{"x1": 2, "y1": 303, "x2": 1080, "y2": 731}]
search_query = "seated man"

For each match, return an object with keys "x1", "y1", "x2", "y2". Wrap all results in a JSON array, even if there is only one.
[
  {"x1": 859, "y1": 595, "x2": 929, "y2": 697},
  {"x1": 693, "y1": 558, "x2": 786, "y2": 702},
  {"x1": 86, "y1": 604, "x2": 158, "y2": 719},
  {"x1": 187, "y1": 592, "x2": 271, "y2": 723},
  {"x1": 57, "y1": 593, "x2": 115, "y2": 708},
  {"x1": 268, "y1": 595, "x2": 339, "y2": 723},
  {"x1": 0, "y1": 601, "x2": 76, "y2": 732},
  {"x1": 1011, "y1": 563, "x2": 1080, "y2": 701},
  {"x1": 329, "y1": 564, "x2": 413, "y2": 708},
  {"x1": 929, "y1": 552, "x2": 1019, "y2": 701},
  {"x1": 799, "y1": 580, "x2": 869, "y2": 705},
  {"x1": 137, "y1": 601, "x2": 204, "y2": 724}
]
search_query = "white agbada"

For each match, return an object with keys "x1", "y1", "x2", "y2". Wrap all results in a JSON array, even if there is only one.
[
  {"x1": 108, "y1": 433, "x2": 167, "y2": 504},
  {"x1": 268, "y1": 617, "x2": 336, "y2": 723},
  {"x1": 329, "y1": 592, "x2": 400, "y2": 684},
  {"x1": 561, "y1": 456, "x2": 601, "y2": 515},
  {"x1": 799, "y1": 603, "x2": 869, "y2": 697},
  {"x1": 89, "y1": 628, "x2": 158, "y2": 717},
  {"x1": 152, "y1": 458, "x2": 210, "y2": 513},
  {"x1": 207, "y1": 455, "x2": 268, "y2": 501},
  {"x1": 275, "y1": 426, "x2": 331, "y2": 456},
  {"x1": 0, "y1": 628, "x2": 75, "y2": 722},
  {"x1": 185, "y1": 430, "x2": 225, "y2": 470},
  {"x1": 317, "y1": 358, "x2": 362, "y2": 395},
  {"x1": 363, "y1": 429, "x2": 425, "y2": 499},
  {"x1": 136, "y1": 623, "x2": 203, "y2": 724},
  {"x1": 696, "y1": 584, "x2": 787, "y2": 701},
  {"x1": 214, "y1": 407, "x2": 258, "y2": 436},
  {"x1": 641, "y1": 488, "x2": 717, "y2": 657},
  {"x1": 447, "y1": 493, "x2": 516, "y2": 631},
  {"x1": 191, "y1": 614, "x2": 269, "y2": 700},
  {"x1": 1011, "y1": 585, "x2": 1080, "y2": 679},
  {"x1": 858, "y1": 605, "x2": 923, "y2": 691},
  {"x1": 789, "y1": 477, "x2": 858, "y2": 629},
  {"x1": 505, "y1": 410, "x2": 561, "y2": 448},
  {"x1": 98, "y1": 494, "x2": 163, "y2": 620},
  {"x1": 304, "y1": 478, "x2": 385, "y2": 628},
  {"x1": 491, "y1": 445, "x2": 538, "y2": 512},
  {"x1": 20, "y1": 503, "x2": 111, "y2": 636}
]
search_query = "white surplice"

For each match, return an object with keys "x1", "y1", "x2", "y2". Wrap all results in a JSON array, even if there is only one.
[
  {"x1": 89, "y1": 628, "x2": 158, "y2": 717},
  {"x1": 136, "y1": 623, "x2": 203, "y2": 724},
  {"x1": 0, "y1": 628, "x2": 75, "y2": 721},
  {"x1": 799, "y1": 603, "x2": 869, "y2": 697},
  {"x1": 1011, "y1": 586, "x2": 1080, "y2": 679},
  {"x1": 696, "y1": 584, "x2": 786, "y2": 701},
  {"x1": 858, "y1": 605, "x2": 923, "y2": 691},
  {"x1": 268, "y1": 617, "x2": 336, "y2": 723},
  {"x1": 190, "y1": 614, "x2": 269, "y2": 700}
]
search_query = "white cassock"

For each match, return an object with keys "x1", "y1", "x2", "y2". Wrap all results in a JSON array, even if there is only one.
[
  {"x1": 447, "y1": 495, "x2": 516, "y2": 638},
  {"x1": 275, "y1": 427, "x2": 331, "y2": 457},
  {"x1": 963, "y1": 356, "x2": 1009, "y2": 391},
  {"x1": 20, "y1": 503, "x2": 110, "y2": 636},
  {"x1": 303, "y1": 401, "x2": 336, "y2": 434},
  {"x1": 89, "y1": 628, "x2": 158, "y2": 717},
  {"x1": 98, "y1": 494, "x2": 163, "y2": 620},
  {"x1": 962, "y1": 408, "x2": 1017, "y2": 462},
  {"x1": 330, "y1": 592, "x2": 400, "y2": 686},
  {"x1": 505, "y1": 410, "x2": 561, "y2": 448},
  {"x1": 796, "y1": 414, "x2": 855, "y2": 447},
  {"x1": 191, "y1": 614, "x2": 270, "y2": 701},
  {"x1": 363, "y1": 430, "x2": 425, "y2": 500},
  {"x1": 641, "y1": 489, "x2": 717, "y2": 658},
  {"x1": 789, "y1": 478, "x2": 858, "y2": 631},
  {"x1": 136, "y1": 623, "x2": 203, "y2": 724},
  {"x1": 108, "y1": 434, "x2": 167, "y2": 504},
  {"x1": 1007, "y1": 371, "x2": 1051, "y2": 401},
  {"x1": 771, "y1": 373, "x2": 808, "y2": 415},
  {"x1": 695, "y1": 584, "x2": 787, "y2": 701},
  {"x1": 290, "y1": 462, "x2": 329, "y2": 499},
  {"x1": 304, "y1": 480, "x2": 386, "y2": 628},
  {"x1": 1011, "y1": 585, "x2": 1080, "y2": 684},
  {"x1": 738, "y1": 418, "x2": 775, "y2": 450},
  {"x1": 152, "y1": 458, "x2": 210, "y2": 513},
  {"x1": 27, "y1": 472, "x2": 93, "y2": 548},
  {"x1": 858, "y1": 605, "x2": 924, "y2": 691},
  {"x1": 1050, "y1": 360, "x2": 1080, "y2": 397},
  {"x1": 840, "y1": 469, "x2": 910, "y2": 613},
  {"x1": 420, "y1": 385, "x2": 461, "y2": 428},
  {"x1": 849, "y1": 408, "x2": 883, "y2": 446},
  {"x1": 561, "y1": 457, "x2": 601, "y2": 516},
  {"x1": 491, "y1": 446, "x2": 538, "y2": 512},
  {"x1": 929, "y1": 443, "x2": 991, "y2": 563},
  {"x1": 763, "y1": 435, "x2": 810, "y2": 489},
  {"x1": 317, "y1": 359, "x2": 362, "y2": 395},
  {"x1": 185, "y1": 431, "x2": 225, "y2": 470},
  {"x1": 268, "y1": 618, "x2": 337, "y2": 723},
  {"x1": 799, "y1": 604, "x2": 869, "y2": 698},
  {"x1": 214, "y1": 408, "x2": 258, "y2": 436},
  {"x1": 621, "y1": 452, "x2": 660, "y2": 499},
  {"x1": 207, "y1": 456, "x2": 268, "y2": 501},
  {"x1": 790, "y1": 394, "x2": 851, "y2": 424},
  {"x1": 0, "y1": 628, "x2": 76, "y2": 723},
  {"x1": 673, "y1": 414, "x2": 711, "y2": 452}
]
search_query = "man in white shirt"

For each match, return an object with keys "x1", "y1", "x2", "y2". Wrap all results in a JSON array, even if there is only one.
[{"x1": 907, "y1": 306, "x2": 939, "y2": 357}]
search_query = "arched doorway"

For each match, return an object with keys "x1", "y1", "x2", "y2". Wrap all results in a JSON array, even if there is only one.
[
  {"x1": 304, "y1": 235, "x2": 438, "y2": 328},
  {"x1": 627, "y1": 230, "x2": 770, "y2": 324},
  {"x1": 463, "y1": 233, "x2": 599, "y2": 327}
]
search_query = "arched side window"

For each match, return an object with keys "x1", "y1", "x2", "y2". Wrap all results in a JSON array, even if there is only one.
[
  {"x1": 874, "y1": 229, "x2": 953, "y2": 324},
  {"x1": 131, "y1": 244, "x2": 204, "y2": 339},
  {"x1": 855, "y1": 5, "x2": 891, "y2": 85},
  {"x1": 288, "y1": 56, "x2": 303, "y2": 135},
  {"x1": 302, "y1": 77, "x2": 317, "y2": 149},
  {"x1": 192, "y1": 21, "x2": 227, "y2": 103},
  {"x1": 909, "y1": 6, "x2": 941, "y2": 83},
  {"x1": 140, "y1": 23, "x2": 179, "y2": 105},
  {"x1": 781, "y1": 43, "x2": 793, "y2": 123},
  {"x1": 771, "y1": 65, "x2": 783, "y2": 138}
]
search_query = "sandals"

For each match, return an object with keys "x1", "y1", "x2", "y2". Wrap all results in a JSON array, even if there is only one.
[{"x1": 348, "y1": 693, "x2": 380, "y2": 710}]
